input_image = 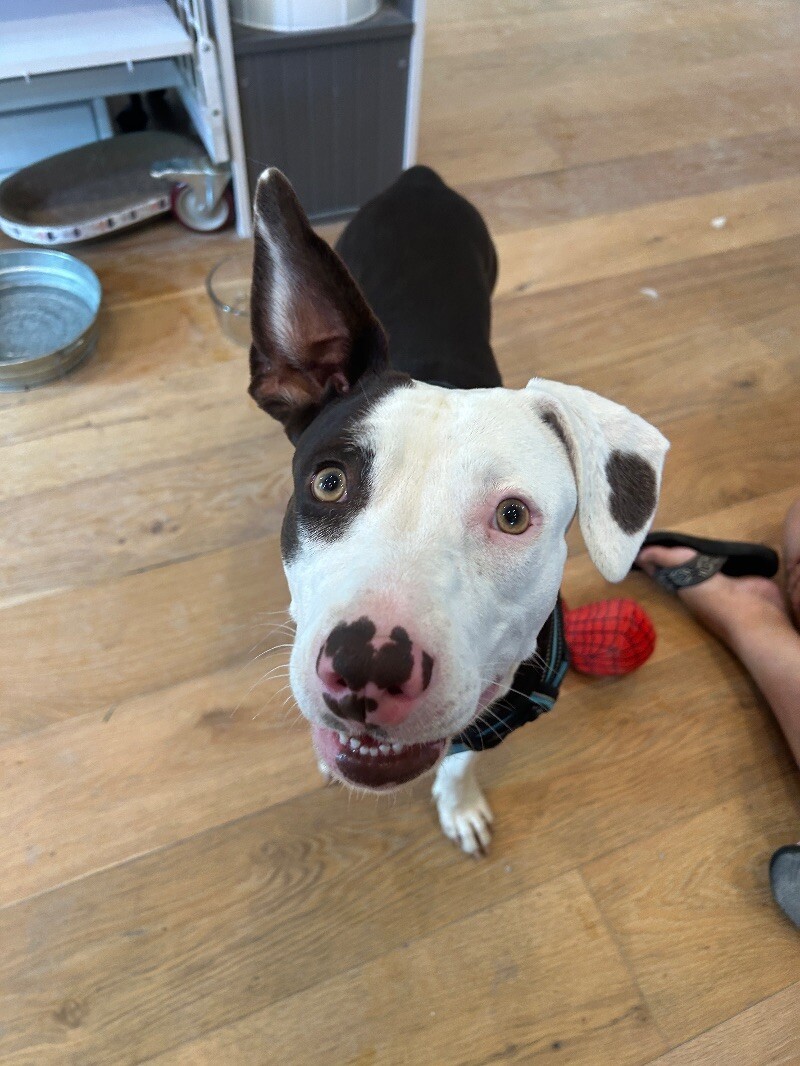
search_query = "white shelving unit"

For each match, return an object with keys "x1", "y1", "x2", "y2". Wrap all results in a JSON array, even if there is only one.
[
  {"x1": 0, "y1": 0, "x2": 251, "y2": 236},
  {"x1": 0, "y1": 0, "x2": 193, "y2": 79}
]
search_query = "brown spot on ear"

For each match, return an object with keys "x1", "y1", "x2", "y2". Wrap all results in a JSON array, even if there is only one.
[
  {"x1": 606, "y1": 450, "x2": 657, "y2": 534},
  {"x1": 541, "y1": 409, "x2": 575, "y2": 468}
]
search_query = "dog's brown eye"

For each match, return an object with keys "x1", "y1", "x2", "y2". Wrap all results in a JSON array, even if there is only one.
[
  {"x1": 312, "y1": 466, "x2": 347, "y2": 503},
  {"x1": 495, "y1": 498, "x2": 530, "y2": 535}
]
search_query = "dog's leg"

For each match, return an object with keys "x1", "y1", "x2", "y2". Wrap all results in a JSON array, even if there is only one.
[{"x1": 432, "y1": 750, "x2": 493, "y2": 856}]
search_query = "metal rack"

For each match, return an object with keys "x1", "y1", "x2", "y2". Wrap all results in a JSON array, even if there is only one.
[{"x1": 0, "y1": 0, "x2": 251, "y2": 236}]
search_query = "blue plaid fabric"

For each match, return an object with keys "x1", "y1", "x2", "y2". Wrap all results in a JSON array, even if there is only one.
[{"x1": 449, "y1": 599, "x2": 569, "y2": 754}]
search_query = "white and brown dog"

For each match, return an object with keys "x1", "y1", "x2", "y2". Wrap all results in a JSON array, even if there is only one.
[{"x1": 248, "y1": 166, "x2": 669, "y2": 854}]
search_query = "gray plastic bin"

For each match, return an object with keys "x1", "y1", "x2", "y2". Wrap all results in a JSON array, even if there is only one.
[{"x1": 233, "y1": 4, "x2": 414, "y2": 221}]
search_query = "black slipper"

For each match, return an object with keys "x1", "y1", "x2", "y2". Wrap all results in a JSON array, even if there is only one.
[
  {"x1": 633, "y1": 531, "x2": 779, "y2": 594},
  {"x1": 769, "y1": 844, "x2": 800, "y2": 929}
]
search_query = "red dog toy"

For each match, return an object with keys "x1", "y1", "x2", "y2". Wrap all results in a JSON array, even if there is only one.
[{"x1": 563, "y1": 598, "x2": 656, "y2": 676}]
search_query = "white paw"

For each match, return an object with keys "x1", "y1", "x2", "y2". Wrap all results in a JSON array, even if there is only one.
[{"x1": 435, "y1": 785, "x2": 494, "y2": 856}]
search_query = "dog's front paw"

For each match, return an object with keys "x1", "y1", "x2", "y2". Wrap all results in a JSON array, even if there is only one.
[{"x1": 434, "y1": 779, "x2": 493, "y2": 856}]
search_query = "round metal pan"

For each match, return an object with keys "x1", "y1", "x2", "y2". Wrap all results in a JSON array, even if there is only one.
[{"x1": 0, "y1": 249, "x2": 102, "y2": 390}]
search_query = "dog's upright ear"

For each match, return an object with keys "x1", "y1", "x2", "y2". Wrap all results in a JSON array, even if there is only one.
[
  {"x1": 525, "y1": 378, "x2": 669, "y2": 582},
  {"x1": 249, "y1": 168, "x2": 388, "y2": 441}
]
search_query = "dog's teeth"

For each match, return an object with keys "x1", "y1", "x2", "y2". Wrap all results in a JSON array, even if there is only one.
[
  {"x1": 349, "y1": 738, "x2": 360, "y2": 750},
  {"x1": 392, "y1": 742, "x2": 404, "y2": 753},
  {"x1": 369, "y1": 747, "x2": 379, "y2": 756},
  {"x1": 379, "y1": 744, "x2": 391, "y2": 754},
  {"x1": 358, "y1": 745, "x2": 370, "y2": 755},
  {"x1": 338, "y1": 732, "x2": 347, "y2": 743}
]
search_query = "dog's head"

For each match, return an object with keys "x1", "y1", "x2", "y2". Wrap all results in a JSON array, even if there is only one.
[{"x1": 249, "y1": 170, "x2": 669, "y2": 791}]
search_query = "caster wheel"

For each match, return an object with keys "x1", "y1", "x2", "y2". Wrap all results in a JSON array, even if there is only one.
[{"x1": 171, "y1": 184, "x2": 233, "y2": 232}]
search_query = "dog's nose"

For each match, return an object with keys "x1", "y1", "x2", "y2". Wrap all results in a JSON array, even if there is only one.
[{"x1": 316, "y1": 618, "x2": 434, "y2": 727}]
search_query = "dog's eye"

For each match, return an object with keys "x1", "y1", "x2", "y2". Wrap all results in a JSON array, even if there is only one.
[
  {"x1": 495, "y1": 498, "x2": 530, "y2": 535},
  {"x1": 312, "y1": 466, "x2": 347, "y2": 503}
]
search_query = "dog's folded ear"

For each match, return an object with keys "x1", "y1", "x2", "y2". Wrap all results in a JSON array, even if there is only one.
[
  {"x1": 525, "y1": 378, "x2": 670, "y2": 582},
  {"x1": 249, "y1": 168, "x2": 389, "y2": 441}
]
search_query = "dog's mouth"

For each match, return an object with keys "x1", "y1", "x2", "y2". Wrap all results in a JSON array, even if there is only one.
[{"x1": 313, "y1": 725, "x2": 447, "y2": 790}]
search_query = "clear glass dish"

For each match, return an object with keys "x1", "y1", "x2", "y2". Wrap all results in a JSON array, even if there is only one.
[{"x1": 206, "y1": 253, "x2": 252, "y2": 348}]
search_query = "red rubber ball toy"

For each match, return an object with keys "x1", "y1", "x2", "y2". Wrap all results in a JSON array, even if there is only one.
[{"x1": 563, "y1": 598, "x2": 656, "y2": 676}]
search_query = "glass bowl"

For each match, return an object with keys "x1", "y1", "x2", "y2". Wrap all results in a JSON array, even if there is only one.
[{"x1": 206, "y1": 253, "x2": 252, "y2": 348}]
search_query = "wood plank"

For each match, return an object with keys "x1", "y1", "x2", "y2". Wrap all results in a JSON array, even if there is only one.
[
  {"x1": 647, "y1": 981, "x2": 800, "y2": 1065},
  {"x1": 0, "y1": 436, "x2": 292, "y2": 601},
  {"x1": 583, "y1": 777, "x2": 800, "y2": 1045},
  {"x1": 503, "y1": 319, "x2": 788, "y2": 429},
  {"x1": 491, "y1": 233, "x2": 800, "y2": 360},
  {"x1": 485, "y1": 644, "x2": 797, "y2": 877},
  {"x1": 0, "y1": 797, "x2": 666, "y2": 1065},
  {"x1": 493, "y1": 177, "x2": 800, "y2": 299},
  {"x1": 0, "y1": 535, "x2": 289, "y2": 737},
  {"x1": 0, "y1": 654, "x2": 318, "y2": 910},
  {"x1": 462, "y1": 129, "x2": 800, "y2": 236},
  {"x1": 426, "y1": 0, "x2": 800, "y2": 43},
  {"x1": 651, "y1": 393, "x2": 800, "y2": 529},
  {"x1": 421, "y1": 43, "x2": 800, "y2": 183},
  {"x1": 153, "y1": 872, "x2": 666, "y2": 1066},
  {"x1": 0, "y1": 297, "x2": 281, "y2": 502},
  {"x1": 428, "y1": 22, "x2": 800, "y2": 110}
]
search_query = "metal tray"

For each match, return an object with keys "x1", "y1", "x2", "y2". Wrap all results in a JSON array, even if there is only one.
[
  {"x1": 0, "y1": 249, "x2": 102, "y2": 390},
  {"x1": 0, "y1": 131, "x2": 193, "y2": 246}
]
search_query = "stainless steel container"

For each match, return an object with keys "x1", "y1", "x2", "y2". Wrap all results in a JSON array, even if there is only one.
[{"x1": 0, "y1": 249, "x2": 101, "y2": 390}]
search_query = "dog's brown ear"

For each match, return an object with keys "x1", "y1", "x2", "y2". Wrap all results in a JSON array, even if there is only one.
[{"x1": 249, "y1": 168, "x2": 388, "y2": 441}]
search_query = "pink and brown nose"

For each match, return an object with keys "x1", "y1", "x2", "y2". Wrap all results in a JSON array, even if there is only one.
[{"x1": 316, "y1": 616, "x2": 434, "y2": 727}]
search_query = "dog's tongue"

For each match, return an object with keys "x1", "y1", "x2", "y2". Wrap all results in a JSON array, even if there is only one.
[{"x1": 313, "y1": 726, "x2": 445, "y2": 790}]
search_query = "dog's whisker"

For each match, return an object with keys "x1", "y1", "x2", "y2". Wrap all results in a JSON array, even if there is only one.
[
  {"x1": 245, "y1": 650, "x2": 293, "y2": 671},
  {"x1": 246, "y1": 629, "x2": 295, "y2": 655},
  {"x1": 250, "y1": 643, "x2": 295, "y2": 658},
  {"x1": 233, "y1": 663, "x2": 292, "y2": 719},
  {"x1": 247, "y1": 629, "x2": 296, "y2": 647},
  {"x1": 249, "y1": 621, "x2": 296, "y2": 635},
  {"x1": 246, "y1": 661, "x2": 291, "y2": 682},
  {"x1": 474, "y1": 710, "x2": 504, "y2": 747}
]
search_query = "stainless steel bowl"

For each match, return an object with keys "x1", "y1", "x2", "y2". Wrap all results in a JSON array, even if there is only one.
[{"x1": 0, "y1": 249, "x2": 101, "y2": 390}]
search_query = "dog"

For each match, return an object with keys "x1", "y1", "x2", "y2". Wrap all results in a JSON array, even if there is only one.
[{"x1": 248, "y1": 165, "x2": 669, "y2": 854}]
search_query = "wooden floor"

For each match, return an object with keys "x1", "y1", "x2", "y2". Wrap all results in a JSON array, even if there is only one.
[{"x1": 2, "y1": 1, "x2": 800, "y2": 1062}]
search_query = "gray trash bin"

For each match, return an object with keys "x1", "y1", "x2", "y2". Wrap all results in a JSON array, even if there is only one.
[{"x1": 233, "y1": 3, "x2": 414, "y2": 221}]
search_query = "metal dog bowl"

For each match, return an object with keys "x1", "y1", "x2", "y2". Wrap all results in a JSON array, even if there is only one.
[
  {"x1": 206, "y1": 253, "x2": 252, "y2": 348},
  {"x1": 0, "y1": 249, "x2": 101, "y2": 389}
]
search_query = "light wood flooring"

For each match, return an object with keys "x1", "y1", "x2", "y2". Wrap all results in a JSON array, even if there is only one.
[{"x1": 2, "y1": 0, "x2": 800, "y2": 1062}]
